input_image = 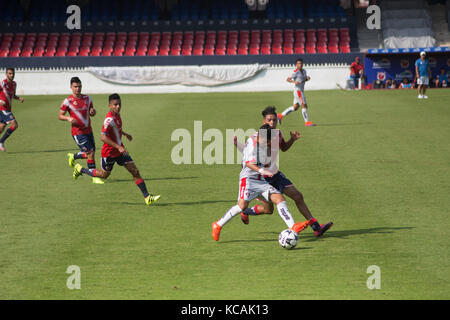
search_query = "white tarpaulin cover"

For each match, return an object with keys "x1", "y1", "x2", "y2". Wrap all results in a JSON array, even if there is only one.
[{"x1": 86, "y1": 64, "x2": 270, "y2": 87}]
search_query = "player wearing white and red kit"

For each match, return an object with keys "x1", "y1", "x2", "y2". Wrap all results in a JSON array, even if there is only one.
[
  {"x1": 277, "y1": 58, "x2": 315, "y2": 127},
  {"x1": 73, "y1": 93, "x2": 160, "y2": 206},
  {"x1": 235, "y1": 106, "x2": 333, "y2": 237},
  {"x1": 58, "y1": 77, "x2": 103, "y2": 184},
  {"x1": 0, "y1": 68, "x2": 24, "y2": 152},
  {"x1": 211, "y1": 124, "x2": 307, "y2": 241}
]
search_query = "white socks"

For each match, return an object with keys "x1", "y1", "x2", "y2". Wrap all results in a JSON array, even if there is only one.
[
  {"x1": 218, "y1": 202, "x2": 294, "y2": 229},
  {"x1": 282, "y1": 106, "x2": 295, "y2": 117},
  {"x1": 217, "y1": 205, "x2": 242, "y2": 227},
  {"x1": 276, "y1": 201, "x2": 294, "y2": 228},
  {"x1": 301, "y1": 107, "x2": 309, "y2": 122}
]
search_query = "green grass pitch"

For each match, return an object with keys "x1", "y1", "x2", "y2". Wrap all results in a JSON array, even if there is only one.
[{"x1": 1, "y1": 88, "x2": 449, "y2": 299}]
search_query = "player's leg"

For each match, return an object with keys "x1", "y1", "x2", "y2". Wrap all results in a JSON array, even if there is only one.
[
  {"x1": 283, "y1": 185, "x2": 313, "y2": 220},
  {"x1": 240, "y1": 199, "x2": 273, "y2": 224},
  {"x1": 123, "y1": 158, "x2": 160, "y2": 205},
  {"x1": 212, "y1": 199, "x2": 248, "y2": 241},
  {"x1": 282, "y1": 184, "x2": 332, "y2": 236},
  {"x1": 213, "y1": 177, "x2": 254, "y2": 241},
  {"x1": 0, "y1": 118, "x2": 18, "y2": 151},
  {"x1": 0, "y1": 122, "x2": 6, "y2": 134},
  {"x1": 422, "y1": 83, "x2": 428, "y2": 98},
  {"x1": 269, "y1": 192, "x2": 296, "y2": 229},
  {"x1": 278, "y1": 91, "x2": 301, "y2": 123},
  {"x1": 73, "y1": 156, "x2": 111, "y2": 180},
  {"x1": 68, "y1": 135, "x2": 88, "y2": 167},
  {"x1": 84, "y1": 134, "x2": 103, "y2": 184}
]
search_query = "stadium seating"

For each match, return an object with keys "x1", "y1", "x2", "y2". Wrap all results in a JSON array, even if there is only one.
[
  {"x1": 0, "y1": 0, "x2": 347, "y2": 24},
  {"x1": 0, "y1": 28, "x2": 353, "y2": 57}
]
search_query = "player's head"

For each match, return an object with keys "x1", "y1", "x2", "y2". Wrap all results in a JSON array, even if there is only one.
[
  {"x1": 420, "y1": 51, "x2": 426, "y2": 59},
  {"x1": 261, "y1": 106, "x2": 278, "y2": 129},
  {"x1": 5, "y1": 68, "x2": 15, "y2": 81},
  {"x1": 258, "y1": 123, "x2": 273, "y2": 147},
  {"x1": 70, "y1": 77, "x2": 82, "y2": 96},
  {"x1": 108, "y1": 93, "x2": 121, "y2": 114},
  {"x1": 296, "y1": 58, "x2": 303, "y2": 69},
  {"x1": 355, "y1": 57, "x2": 361, "y2": 63}
]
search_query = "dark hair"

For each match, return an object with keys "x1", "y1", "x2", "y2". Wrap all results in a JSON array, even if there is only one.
[
  {"x1": 296, "y1": 58, "x2": 303, "y2": 64},
  {"x1": 109, "y1": 93, "x2": 121, "y2": 102},
  {"x1": 70, "y1": 76, "x2": 81, "y2": 85},
  {"x1": 258, "y1": 123, "x2": 272, "y2": 141},
  {"x1": 261, "y1": 106, "x2": 277, "y2": 118},
  {"x1": 6, "y1": 68, "x2": 15, "y2": 73}
]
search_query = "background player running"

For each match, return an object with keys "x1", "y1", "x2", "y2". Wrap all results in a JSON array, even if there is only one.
[
  {"x1": 73, "y1": 93, "x2": 160, "y2": 206},
  {"x1": 212, "y1": 124, "x2": 307, "y2": 241},
  {"x1": 58, "y1": 77, "x2": 103, "y2": 184},
  {"x1": 235, "y1": 106, "x2": 333, "y2": 237},
  {"x1": 0, "y1": 68, "x2": 24, "y2": 152},
  {"x1": 277, "y1": 58, "x2": 315, "y2": 127}
]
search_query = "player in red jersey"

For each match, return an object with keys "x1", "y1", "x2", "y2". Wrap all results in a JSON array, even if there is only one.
[
  {"x1": 0, "y1": 68, "x2": 24, "y2": 152},
  {"x1": 73, "y1": 93, "x2": 161, "y2": 205},
  {"x1": 58, "y1": 77, "x2": 103, "y2": 184}
]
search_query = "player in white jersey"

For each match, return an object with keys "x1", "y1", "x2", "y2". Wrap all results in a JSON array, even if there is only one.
[
  {"x1": 278, "y1": 58, "x2": 316, "y2": 127},
  {"x1": 211, "y1": 124, "x2": 307, "y2": 241},
  {"x1": 235, "y1": 106, "x2": 333, "y2": 237}
]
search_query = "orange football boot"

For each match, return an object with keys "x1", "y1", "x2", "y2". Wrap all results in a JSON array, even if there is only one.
[
  {"x1": 291, "y1": 221, "x2": 309, "y2": 234},
  {"x1": 212, "y1": 221, "x2": 222, "y2": 241}
]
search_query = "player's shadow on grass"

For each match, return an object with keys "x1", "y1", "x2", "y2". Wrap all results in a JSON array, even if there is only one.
[
  {"x1": 296, "y1": 226, "x2": 414, "y2": 241},
  {"x1": 220, "y1": 237, "x2": 312, "y2": 250},
  {"x1": 7, "y1": 148, "x2": 75, "y2": 154},
  {"x1": 108, "y1": 176, "x2": 200, "y2": 183}
]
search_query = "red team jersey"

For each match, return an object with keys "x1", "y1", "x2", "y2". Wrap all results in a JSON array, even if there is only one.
[
  {"x1": 0, "y1": 79, "x2": 17, "y2": 111},
  {"x1": 350, "y1": 62, "x2": 364, "y2": 75},
  {"x1": 60, "y1": 95, "x2": 93, "y2": 136},
  {"x1": 101, "y1": 111, "x2": 124, "y2": 158}
]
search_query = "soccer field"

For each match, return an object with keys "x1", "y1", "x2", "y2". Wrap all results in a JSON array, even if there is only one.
[{"x1": 1, "y1": 89, "x2": 449, "y2": 300}]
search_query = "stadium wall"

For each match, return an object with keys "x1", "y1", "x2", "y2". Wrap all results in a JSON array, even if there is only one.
[{"x1": 13, "y1": 65, "x2": 350, "y2": 95}]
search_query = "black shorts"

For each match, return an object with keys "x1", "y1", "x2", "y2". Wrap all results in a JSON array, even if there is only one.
[{"x1": 101, "y1": 153, "x2": 134, "y2": 172}]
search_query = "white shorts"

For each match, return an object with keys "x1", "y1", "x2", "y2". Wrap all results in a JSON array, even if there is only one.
[
  {"x1": 293, "y1": 90, "x2": 307, "y2": 106},
  {"x1": 417, "y1": 76, "x2": 429, "y2": 86},
  {"x1": 238, "y1": 177, "x2": 280, "y2": 202}
]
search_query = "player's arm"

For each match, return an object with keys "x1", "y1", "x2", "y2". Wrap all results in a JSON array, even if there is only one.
[
  {"x1": 13, "y1": 94, "x2": 24, "y2": 103},
  {"x1": 58, "y1": 109, "x2": 78, "y2": 124},
  {"x1": 233, "y1": 136, "x2": 245, "y2": 152},
  {"x1": 245, "y1": 162, "x2": 273, "y2": 177},
  {"x1": 89, "y1": 100, "x2": 96, "y2": 117},
  {"x1": 280, "y1": 131, "x2": 301, "y2": 152},
  {"x1": 101, "y1": 132, "x2": 127, "y2": 154},
  {"x1": 415, "y1": 63, "x2": 419, "y2": 78},
  {"x1": 122, "y1": 130, "x2": 132, "y2": 141},
  {"x1": 0, "y1": 99, "x2": 5, "y2": 106}
]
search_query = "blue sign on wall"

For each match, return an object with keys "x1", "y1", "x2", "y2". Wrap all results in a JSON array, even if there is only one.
[{"x1": 364, "y1": 47, "x2": 450, "y2": 84}]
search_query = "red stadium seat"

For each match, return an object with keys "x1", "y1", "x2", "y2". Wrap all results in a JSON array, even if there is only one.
[
  {"x1": 215, "y1": 48, "x2": 226, "y2": 55},
  {"x1": 272, "y1": 47, "x2": 282, "y2": 54},
  {"x1": 261, "y1": 47, "x2": 271, "y2": 55},
  {"x1": 249, "y1": 47, "x2": 260, "y2": 55},
  {"x1": 204, "y1": 47, "x2": 214, "y2": 55},
  {"x1": 283, "y1": 47, "x2": 294, "y2": 54},
  {"x1": 328, "y1": 45, "x2": 339, "y2": 53},
  {"x1": 147, "y1": 47, "x2": 158, "y2": 56}
]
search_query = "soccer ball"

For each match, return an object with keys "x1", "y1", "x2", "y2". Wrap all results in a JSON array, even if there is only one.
[{"x1": 278, "y1": 229, "x2": 298, "y2": 249}]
